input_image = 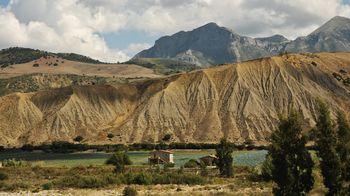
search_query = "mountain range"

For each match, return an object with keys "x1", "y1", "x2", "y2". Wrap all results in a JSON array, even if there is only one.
[
  {"x1": 1, "y1": 52, "x2": 350, "y2": 147},
  {"x1": 135, "y1": 16, "x2": 350, "y2": 67},
  {"x1": 1, "y1": 16, "x2": 350, "y2": 147}
]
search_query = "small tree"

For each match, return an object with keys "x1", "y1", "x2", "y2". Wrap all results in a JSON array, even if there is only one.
[
  {"x1": 123, "y1": 186, "x2": 138, "y2": 196},
  {"x1": 315, "y1": 101, "x2": 342, "y2": 195},
  {"x1": 162, "y1": 134, "x2": 172, "y2": 142},
  {"x1": 106, "y1": 151, "x2": 132, "y2": 173},
  {"x1": 215, "y1": 138, "x2": 234, "y2": 177},
  {"x1": 260, "y1": 154, "x2": 273, "y2": 181},
  {"x1": 184, "y1": 159, "x2": 199, "y2": 168},
  {"x1": 269, "y1": 110, "x2": 314, "y2": 195},
  {"x1": 199, "y1": 161, "x2": 208, "y2": 177},
  {"x1": 73, "y1": 136, "x2": 83, "y2": 143},
  {"x1": 336, "y1": 111, "x2": 350, "y2": 181},
  {"x1": 107, "y1": 133, "x2": 114, "y2": 140}
]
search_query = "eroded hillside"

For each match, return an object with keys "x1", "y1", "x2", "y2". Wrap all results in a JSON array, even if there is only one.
[{"x1": 1, "y1": 52, "x2": 350, "y2": 147}]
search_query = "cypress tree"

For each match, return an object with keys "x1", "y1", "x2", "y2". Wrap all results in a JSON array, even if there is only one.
[
  {"x1": 315, "y1": 101, "x2": 342, "y2": 195},
  {"x1": 335, "y1": 111, "x2": 350, "y2": 189},
  {"x1": 215, "y1": 138, "x2": 234, "y2": 177},
  {"x1": 269, "y1": 110, "x2": 314, "y2": 195}
]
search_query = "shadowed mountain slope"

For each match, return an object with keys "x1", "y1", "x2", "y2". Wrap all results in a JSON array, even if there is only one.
[{"x1": 135, "y1": 16, "x2": 350, "y2": 67}]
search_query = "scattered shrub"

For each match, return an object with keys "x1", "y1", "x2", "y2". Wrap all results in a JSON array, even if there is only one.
[
  {"x1": 162, "y1": 134, "x2": 172, "y2": 141},
  {"x1": 53, "y1": 174, "x2": 119, "y2": 189},
  {"x1": 73, "y1": 136, "x2": 84, "y2": 143},
  {"x1": 41, "y1": 182, "x2": 53, "y2": 190},
  {"x1": 153, "y1": 173, "x2": 205, "y2": 185},
  {"x1": 0, "y1": 172, "x2": 8, "y2": 181},
  {"x1": 107, "y1": 133, "x2": 114, "y2": 139},
  {"x1": 333, "y1": 72, "x2": 343, "y2": 81},
  {"x1": 260, "y1": 154, "x2": 273, "y2": 181},
  {"x1": 164, "y1": 162, "x2": 175, "y2": 168},
  {"x1": 1, "y1": 182, "x2": 29, "y2": 191},
  {"x1": 199, "y1": 161, "x2": 208, "y2": 177},
  {"x1": 2, "y1": 159, "x2": 30, "y2": 167},
  {"x1": 184, "y1": 159, "x2": 199, "y2": 168},
  {"x1": 132, "y1": 172, "x2": 152, "y2": 185},
  {"x1": 123, "y1": 186, "x2": 138, "y2": 196},
  {"x1": 177, "y1": 166, "x2": 184, "y2": 174},
  {"x1": 339, "y1": 69, "x2": 347, "y2": 74}
]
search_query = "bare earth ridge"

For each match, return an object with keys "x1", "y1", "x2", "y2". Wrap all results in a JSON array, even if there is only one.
[
  {"x1": 1, "y1": 52, "x2": 350, "y2": 147},
  {"x1": 0, "y1": 56, "x2": 159, "y2": 79}
]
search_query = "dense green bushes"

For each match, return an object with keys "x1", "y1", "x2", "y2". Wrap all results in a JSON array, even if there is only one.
[
  {"x1": 50, "y1": 171, "x2": 206, "y2": 189},
  {"x1": 53, "y1": 174, "x2": 120, "y2": 188},
  {"x1": 16, "y1": 141, "x2": 267, "y2": 154},
  {"x1": 0, "y1": 172, "x2": 8, "y2": 181},
  {"x1": 106, "y1": 151, "x2": 132, "y2": 173},
  {"x1": 124, "y1": 172, "x2": 206, "y2": 185},
  {"x1": 184, "y1": 159, "x2": 199, "y2": 168},
  {"x1": 2, "y1": 159, "x2": 30, "y2": 167},
  {"x1": 0, "y1": 47, "x2": 103, "y2": 68},
  {"x1": 0, "y1": 47, "x2": 46, "y2": 67}
]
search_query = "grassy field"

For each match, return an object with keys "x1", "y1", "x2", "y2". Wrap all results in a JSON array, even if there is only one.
[{"x1": 0, "y1": 150, "x2": 267, "y2": 167}]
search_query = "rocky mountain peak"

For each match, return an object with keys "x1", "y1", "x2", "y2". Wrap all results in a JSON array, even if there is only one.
[
  {"x1": 256, "y1": 34, "x2": 289, "y2": 43},
  {"x1": 311, "y1": 15, "x2": 350, "y2": 35},
  {"x1": 135, "y1": 16, "x2": 350, "y2": 67}
]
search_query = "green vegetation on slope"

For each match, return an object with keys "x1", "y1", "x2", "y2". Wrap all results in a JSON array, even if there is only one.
[
  {"x1": 55, "y1": 53, "x2": 103, "y2": 64},
  {"x1": 0, "y1": 47, "x2": 103, "y2": 67},
  {"x1": 0, "y1": 73, "x2": 129, "y2": 96},
  {"x1": 126, "y1": 58, "x2": 200, "y2": 75},
  {"x1": 0, "y1": 48, "x2": 46, "y2": 67}
]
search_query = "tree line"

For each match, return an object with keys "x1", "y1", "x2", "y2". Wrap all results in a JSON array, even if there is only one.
[{"x1": 268, "y1": 101, "x2": 350, "y2": 195}]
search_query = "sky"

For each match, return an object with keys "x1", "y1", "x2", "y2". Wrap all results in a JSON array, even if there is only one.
[{"x1": 0, "y1": 0, "x2": 350, "y2": 62}]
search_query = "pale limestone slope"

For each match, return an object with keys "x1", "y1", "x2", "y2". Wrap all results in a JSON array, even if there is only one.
[{"x1": 1, "y1": 53, "x2": 350, "y2": 147}]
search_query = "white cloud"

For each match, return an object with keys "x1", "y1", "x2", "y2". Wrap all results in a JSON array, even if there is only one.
[
  {"x1": 78, "y1": 0, "x2": 350, "y2": 39},
  {"x1": 0, "y1": 0, "x2": 129, "y2": 62},
  {"x1": 124, "y1": 43, "x2": 152, "y2": 56},
  {"x1": 1, "y1": 0, "x2": 350, "y2": 62}
]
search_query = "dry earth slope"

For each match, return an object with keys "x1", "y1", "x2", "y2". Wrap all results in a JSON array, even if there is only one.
[{"x1": 1, "y1": 52, "x2": 350, "y2": 147}]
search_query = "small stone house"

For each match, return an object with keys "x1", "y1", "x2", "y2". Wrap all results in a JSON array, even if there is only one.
[
  {"x1": 149, "y1": 150, "x2": 174, "y2": 164},
  {"x1": 199, "y1": 154, "x2": 217, "y2": 166}
]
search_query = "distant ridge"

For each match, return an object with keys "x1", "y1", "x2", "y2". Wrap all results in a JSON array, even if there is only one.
[
  {"x1": 0, "y1": 47, "x2": 103, "y2": 68},
  {"x1": 135, "y1": 16, "x2": 350, "y2": 67}
]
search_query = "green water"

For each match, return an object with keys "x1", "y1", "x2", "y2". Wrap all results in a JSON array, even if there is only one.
[{"x1": 0, "y1": 150, "x2": 267, "y2": 167}]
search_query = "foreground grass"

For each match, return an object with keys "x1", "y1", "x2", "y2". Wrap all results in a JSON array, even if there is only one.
[
  {"x1": 0, "y1": 164, "x2": 329, "y2": 195},
  {"x1": 0, "y1": 165, "x2": 272, "y2": 193}
]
